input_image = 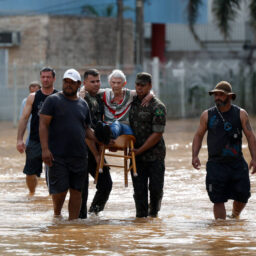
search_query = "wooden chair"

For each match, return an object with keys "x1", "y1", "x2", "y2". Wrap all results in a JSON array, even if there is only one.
[{"x1": 94, "y1": 135, "x2": 137, "y2": 187}]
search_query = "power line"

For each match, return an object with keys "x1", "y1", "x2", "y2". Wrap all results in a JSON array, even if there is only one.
[
  {"x1": 24, "y1": 0, "x2": 118, "y2": 14},
  {"x1": 0, "y1": 0, "x2": 136, "y2": 17},
  {"x1": 0, "y1": 0, "x2": 121, "y2": 16},
  {"x1": 23, "y1": 0, "x2": 84, "y2": 14}
]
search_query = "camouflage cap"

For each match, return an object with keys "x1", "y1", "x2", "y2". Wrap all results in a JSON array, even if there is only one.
[{"x1": 135, "y1": 72, "x2": 152, "y2": 85}]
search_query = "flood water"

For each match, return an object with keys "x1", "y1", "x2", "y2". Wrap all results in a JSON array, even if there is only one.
[{"x1": 0, "y1": 119, "x2": 256, "y2": 256}]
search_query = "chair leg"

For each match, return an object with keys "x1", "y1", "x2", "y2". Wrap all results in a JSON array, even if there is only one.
[
  {"x1": 99, "y1": 146, "x2": 105, "y2": 173},
  {"x1": 124, "y1": 148, "x2": 128, "y2": 187},
  {"x1": 130, "y1": 140, "x2": 137, "y2": 177},
  {"x1": 94, "y1": 146, "x2": 105, "y2": 184}
]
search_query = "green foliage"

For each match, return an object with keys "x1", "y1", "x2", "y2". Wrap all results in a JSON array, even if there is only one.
[
  {"x1": 187, "y1": 0, "x2": 204, "y2": 45},
  {"x1": 81, "y1": 2, "x2": 133, "y2": 18},
  {"x1": 82, "y1": 5, "x2": 100, "y2": 17},
  {"x1": 212, "y1": 0, "x2": 240, "y2": 39},
  {"x1": 249, "y1": 0, "x2": 256, "y2": 30},
  {"x1": 82, "y1": 3, "x2": 116, "y2": 17},
  {"x1": 187, "y1": 0, "x2": 256, "y2": 41},
  {"x1": 104, "y1": 4, "x2": 115, "y2": 17},
  {"x1": 188, "y1": 85, "x2": 206, "y2": 104}
]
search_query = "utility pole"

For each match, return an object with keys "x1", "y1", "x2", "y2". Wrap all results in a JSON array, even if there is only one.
[
  {"x1": 116, "y1": 0, "x2": 123, "y2": 69},
  {"x1": 135, "y1": 0, "x2": 144, "y2": 71}
]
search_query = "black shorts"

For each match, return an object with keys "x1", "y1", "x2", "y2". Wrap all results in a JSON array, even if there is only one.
[
  {"x1": 206, "y1": 158, "x2": 251, "y2": 203},
  {"x1": 47, "y1": 156, "x2": 87, "y2": 195},
  {"x1": 23, "y1": 140, "x2": 42, "y2": 177}
]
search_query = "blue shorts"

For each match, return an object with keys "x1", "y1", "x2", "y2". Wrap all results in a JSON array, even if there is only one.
[
  {"x1": 109, "y1": 121, "x2": 133, "y2": 139},
  {"x1": 23, "y1": 140, "x2": 42, "y2": 177},
  {"x1": 47, "y1": 156, "x2": 87, "y2": 195},
  {"x1": 206, "y1": 158, "x2": 251, "y2": 203}
]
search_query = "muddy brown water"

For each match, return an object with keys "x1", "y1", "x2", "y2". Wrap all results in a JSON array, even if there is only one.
[{"x1": 0, "y1": 119, "x2": 256, "y2": 256}]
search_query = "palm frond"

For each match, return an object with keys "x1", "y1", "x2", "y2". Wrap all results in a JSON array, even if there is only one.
[
  {"x1": 82, "y1": 5, "x2": 99, "y2": 16},
  {"x1": 123, "y1": 6, "x2": 134, "y2": 13},
  {"x1": 104, "y1": 4, "x2": 115, "y2": 17},
  {"x1": 212, "y1": 0, "x2": 240, "y2": 39},
  {"x1": 187, "y1": 0, "x2": 204, "y2": 45},
  {"x1": 249, "y1": 0, "x2": 256, "y2": 30}
]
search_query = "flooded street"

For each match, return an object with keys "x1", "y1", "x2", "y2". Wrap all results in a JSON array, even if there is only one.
[{"x1": 1, "y1": 119, "x2": 256, "y2": 256}]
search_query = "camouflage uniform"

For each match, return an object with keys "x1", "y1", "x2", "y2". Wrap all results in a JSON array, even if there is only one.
[
  {"x1": 79, "y1": 93, "x2": 112, "y2": 219},
  {"x1": 85, "y1": 94, "x2": 104, "y2": 129},
  {"x1": 129, "y1": 96, "x2": 166, "y2": 217}
]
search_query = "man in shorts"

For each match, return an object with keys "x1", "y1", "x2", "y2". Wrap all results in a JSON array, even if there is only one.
[
  {"x1": 39, "y1": 68, "x2": 98, "y2": 220},
  {"x1": 17, "y1": 67, "x2": 57, "y2": 195},
  {"x1": 192, "y1": 81, "x2": 256, "y2": 219},
  {"x1": 19, "y1": 81, "x2": 41, "y2": 145}
]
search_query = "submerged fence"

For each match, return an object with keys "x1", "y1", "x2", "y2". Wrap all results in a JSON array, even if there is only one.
[{"x1": 0, "y1": 58, "x2": 256, "y2": 124}]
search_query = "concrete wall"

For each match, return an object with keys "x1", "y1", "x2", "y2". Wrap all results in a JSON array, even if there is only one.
[
  {"x1": 0, "y1": 15, "x2": 134, "y2": 121},
  {"x1": 0, "y1": 15, "x2": 49, "y2": 66},
  {"x1": 0, "y1": 15, "x2": 134, "y2": 88},
  {"x1": 47, "y1": 16, "x2": 134, "y2": 68}
]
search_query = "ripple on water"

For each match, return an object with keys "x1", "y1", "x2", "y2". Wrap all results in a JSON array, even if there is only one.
[{"x1": 0, "y1": 120, "x2": 256, "y2": 256}]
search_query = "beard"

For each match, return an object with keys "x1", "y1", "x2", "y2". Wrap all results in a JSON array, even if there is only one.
[
  {"x1": 215, "y1": 97, "x2": 229, "y2": 107},
  {"x1": 63, "y1": 89, "x2": 77, "y2": 97}
]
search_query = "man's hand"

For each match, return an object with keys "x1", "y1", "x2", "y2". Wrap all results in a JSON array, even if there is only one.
[
  {"x1": 79, "y1": 86, "x2": 87, "y2": 99},
  {"x1": 131, "y1": 148, "x2": 141, "y2": 156},
  {"x1": 16, "y1": 140, "x2": 26, "y2": 153},
  {"x1": 141, "y1": 92, "x2": 153, "y2": 107},
  {"x1": 42, "y1": 149, "x2": 54, "y2": 167},
  {"x1": 249, "y1": 159, "x2": 256, "y2": 174},
  {"x1": 192, "y1": 156, "x2": 201, "y2": 170}
]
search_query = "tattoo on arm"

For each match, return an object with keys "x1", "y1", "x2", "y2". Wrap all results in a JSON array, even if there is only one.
[{"x1": 246, "y1": 119, "x2": 252, "y2": 131}]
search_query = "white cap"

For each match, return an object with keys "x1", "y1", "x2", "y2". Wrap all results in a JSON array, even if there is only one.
[{"x1": 63, "y1": 69, "x2": 81, "y2": 82}]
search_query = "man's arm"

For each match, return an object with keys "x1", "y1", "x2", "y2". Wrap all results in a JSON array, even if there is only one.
[
  {"x1": 39, "y1": 114, "x2": 54, "y2": 167},
  {"x1": 133, "y1": 132, "x2": 163, "y2": 156},
  {"x1": 192, "y1": 110, "x2": 208, "y2": 170},
  {"x1": 78, "y1": 86, "x2": 86, "y2": 99},
  {"x1": 16, "y1": 93, "x2": 35, "y2": 153},
  {"x1": 86, "y1": 139, "x2": 100, "y2": 163},
  {"x1": 19, "y1": 98, "x2": 26, "y2": 119},
  {"x1": 85, "y1": 127, "x2": 100, "y2": 143},
  {"x1": 130, "y1": 89, "x2": 154, "y2": 106},
  {"x1": 240, "y1": 109, "x2": 256, "y2": 174}
]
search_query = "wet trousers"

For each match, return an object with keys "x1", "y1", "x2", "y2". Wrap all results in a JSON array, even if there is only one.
[
  {"x1": 79, "y1": 150, "x2": 112, "y2": 218},
  {"x1": 131, "y1": 160, "x2": 165, "y2": 217}
]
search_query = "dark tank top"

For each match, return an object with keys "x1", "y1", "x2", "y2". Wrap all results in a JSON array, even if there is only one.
[
  {"x1": 29, "y1": 89, "x2": 58, "y2": 142},
  {"x1": 207, "y1": 105, "x2": 243, "y2": 162}
]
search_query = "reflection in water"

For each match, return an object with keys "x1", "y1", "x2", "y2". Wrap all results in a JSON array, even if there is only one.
[{"x1": 0, "y1": 119, "x2": 256, "y2": 255}]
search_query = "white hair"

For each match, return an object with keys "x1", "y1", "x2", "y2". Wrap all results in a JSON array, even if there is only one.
[{"x1": 108, "y1": 69, "x2": 126, "y2": 83}]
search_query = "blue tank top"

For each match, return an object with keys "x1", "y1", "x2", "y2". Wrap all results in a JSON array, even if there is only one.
[
  {"x1": 207, "y1": 105, "x2": 243, "y2": 162},
  {"x1": 29, "y1": 89, "x2": 58, "y2": 142}
]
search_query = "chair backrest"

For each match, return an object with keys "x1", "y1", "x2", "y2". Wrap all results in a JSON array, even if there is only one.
[{"x1": 108, "y1": 135, "x2": 136, "y2": 150}]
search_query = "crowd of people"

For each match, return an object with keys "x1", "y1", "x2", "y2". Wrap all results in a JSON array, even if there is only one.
[
  {"x1": 16, "y1": 67, "x2": 256, "y2": 221},
  {"x1": 17, "y1": 67, "x2": 166, "y2": 220}
]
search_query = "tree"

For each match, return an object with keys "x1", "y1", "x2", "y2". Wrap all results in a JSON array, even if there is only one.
[
  {"x1": 135, "y1": 0, "x2": 144, "y2": 70},
  {"x1": 187, "y1": 0, "x2": 256, "y2": 112},
  {"x1": 82, "y1": 4, "x2": 116, "y2": 17},
  {"x1": 187, "y1": 0, "x2": 256, "y2": 40},
  {"x1": 116, "y1": 0, "x2": 124, "y2": 68}
]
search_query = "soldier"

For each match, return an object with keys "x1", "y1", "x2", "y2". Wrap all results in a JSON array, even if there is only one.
[
  {"x1": 129, "y1": 72, "x2": 166, "y2": 218},
  {"x1": 79, "y1": 69, "x2": 112, "y2": 219}
]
